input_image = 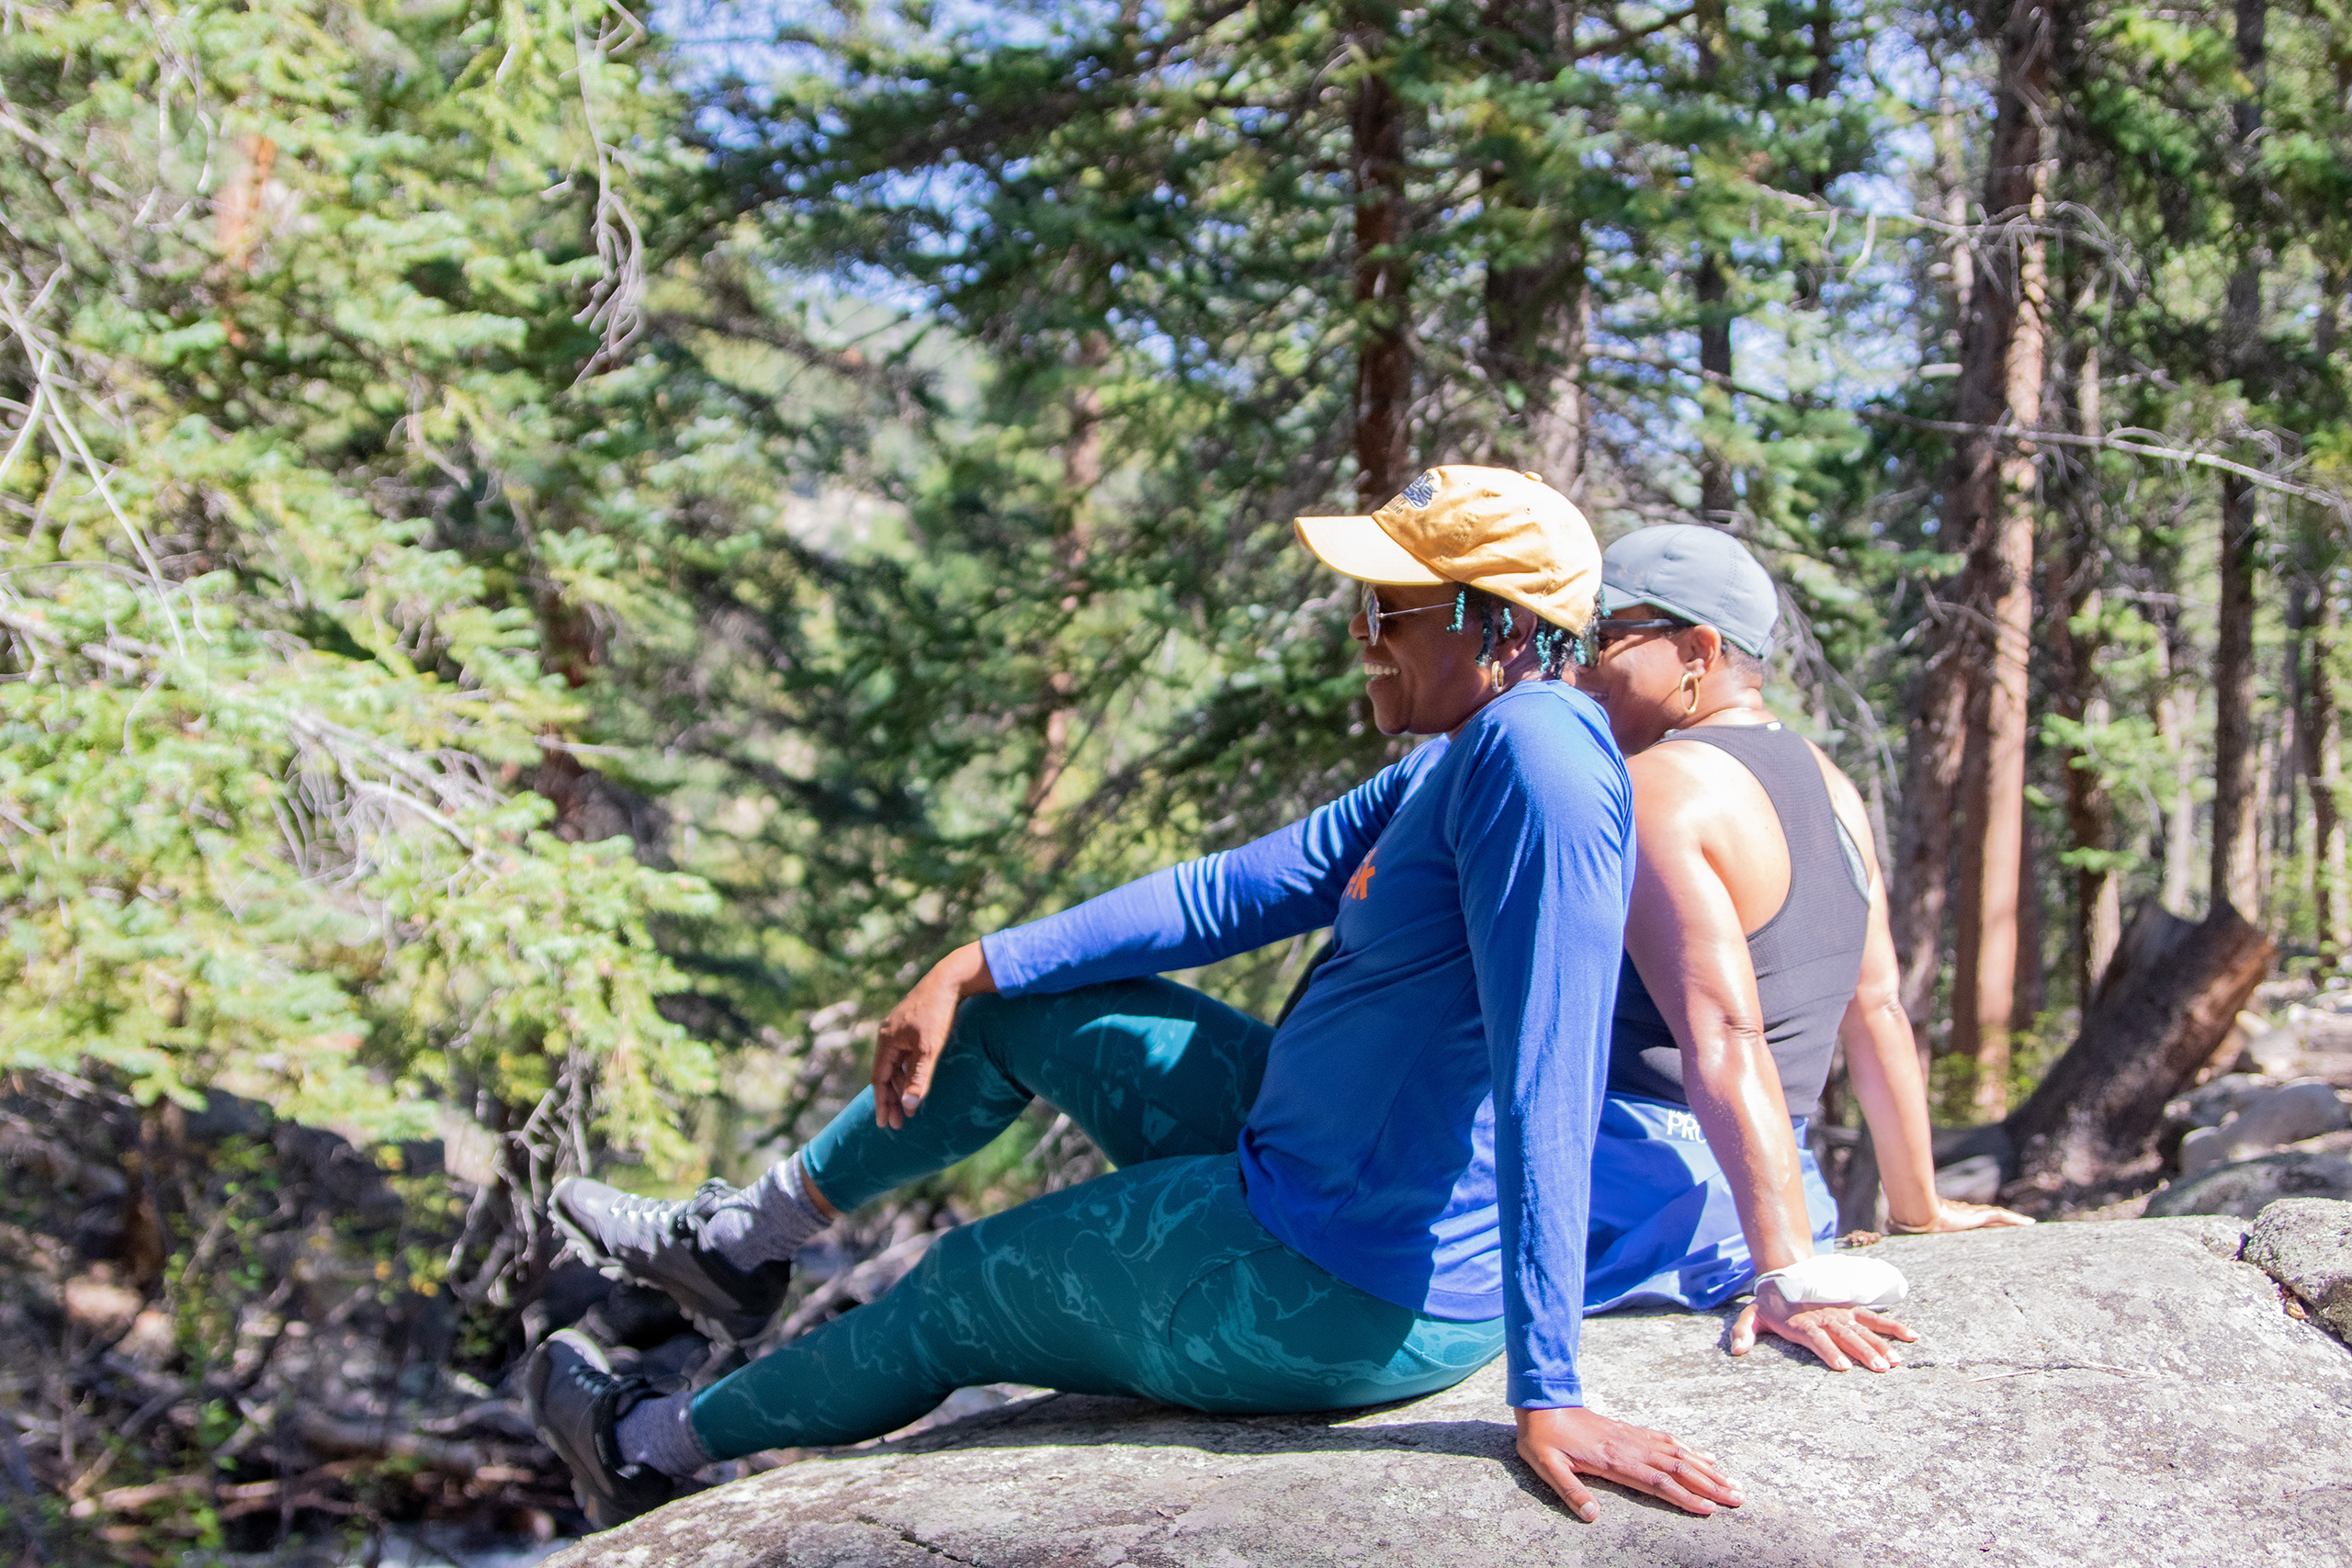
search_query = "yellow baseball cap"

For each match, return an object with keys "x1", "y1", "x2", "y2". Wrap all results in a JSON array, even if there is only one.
[{"x1": 1295, "y1": 465, "x2": 1600, "y2": 633}]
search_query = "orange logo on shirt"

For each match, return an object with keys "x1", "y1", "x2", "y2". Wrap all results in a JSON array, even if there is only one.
[{"x1": 1344, "y1": 851, "x2": 1378, "y2": 901}]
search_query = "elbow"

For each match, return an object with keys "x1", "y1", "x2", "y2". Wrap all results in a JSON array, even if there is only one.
[
  {"x1": 1681, "y1": 1015, "x2": 1771, "y2": 1083},
  {"x1": 1842, "y1": 992, "x2": 1917, "y2": 1077},
  {"x1": 1850, "y1": 976, "x2": 1906, "y2": 1027}
]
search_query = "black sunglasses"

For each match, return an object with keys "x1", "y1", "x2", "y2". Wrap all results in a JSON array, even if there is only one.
[{"x1": 1591, "y1": 616, "x2": 1688, "y2": 650}]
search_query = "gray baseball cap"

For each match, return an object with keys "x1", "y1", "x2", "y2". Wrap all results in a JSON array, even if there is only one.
[{"x1": 1598, "y1": 525, "x2": 1778, "y2": 657}]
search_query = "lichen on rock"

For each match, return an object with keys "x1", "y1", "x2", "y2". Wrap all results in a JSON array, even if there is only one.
[{"x1": 2245, "y1": 1197, "x2": 2352, "y2": 1343}]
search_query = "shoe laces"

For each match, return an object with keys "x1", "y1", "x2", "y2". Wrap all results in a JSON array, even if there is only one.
[
  {"x1": 681, "y1": 1179, "x2": 751, "y2": 1247},
  {"x1": 567, "y1": 1360, "x2": 618, "y2": 1397},
  {"x1": 567, "y1": 1357, "x2": 658, "y2": 1410}
]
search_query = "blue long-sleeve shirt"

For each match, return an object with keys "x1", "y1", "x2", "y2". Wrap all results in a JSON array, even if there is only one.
[{"x1": 980, "y1": 682, "x2": 1634, "y2": 1406}]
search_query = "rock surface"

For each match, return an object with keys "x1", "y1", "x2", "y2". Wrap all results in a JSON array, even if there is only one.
[
  {"x1": 2246, "y1": 1198, "x2": 2352, "y2": 1340},
  {"x1": 2172, "y1": 1070, "x2": 2272, "y2": 1130},
  {"x1": 2178, "y1": 1081, "x2": 2351, "y2": 1176},
  {"x1": 2143, "y1": 1150, "x2": 2352, "y2": 1217},
  {"x1": 545, "y1": 1219, "x2": 2352, "y2": 1568}
]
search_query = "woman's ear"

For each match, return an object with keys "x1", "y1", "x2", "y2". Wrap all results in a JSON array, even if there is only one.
[{"x1": 1677, "y1": 624, "x2": 1724, "y2": 675}]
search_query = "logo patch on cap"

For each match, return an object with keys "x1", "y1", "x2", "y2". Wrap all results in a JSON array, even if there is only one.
[{"x1": 1399, "y1": 471, "x2": 1440, "y2": 509}]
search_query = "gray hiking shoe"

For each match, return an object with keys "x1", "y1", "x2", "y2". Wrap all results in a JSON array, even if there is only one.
[
  {"x1": 551, "y1": 1177, "x2": 792, "y2": 1344},
  {"x1": 523, "y1": 1329, "x2": 677, "y2": 1531}
]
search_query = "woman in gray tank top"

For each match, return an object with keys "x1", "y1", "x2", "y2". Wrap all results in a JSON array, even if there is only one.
[{"x1": 1577, "y1": 525, "x2": 2029, "y2": 1374}]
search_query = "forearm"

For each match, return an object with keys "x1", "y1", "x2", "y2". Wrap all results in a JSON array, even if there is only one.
[
  {"x1": 980, "y1": 776, "x2": 1401, "y2": 993},
  {"x1": 1844, "y1": 999, "x2": 1939, "y2": 1229},
  {"x1": 978, "y1": 866, "x2": 1205, "y2": 993},
  {"x1": 1681, "y1": 1021, "x2": 1816, "y2": 1276},
  {"x1": 1488, "y1": 973, "x2": 1609, "y2": 1407},
  {"x1": 929, "y1": 941, "x2": 998, "y2": 999}
]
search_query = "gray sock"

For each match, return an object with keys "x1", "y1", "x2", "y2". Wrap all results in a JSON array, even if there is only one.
[
  {"x1": 702, "y1": 1152, "x2": 832, "y2": 1271},
  {"x1": 616, "y1": 1390, "x2": 712, "y2": 1479}
]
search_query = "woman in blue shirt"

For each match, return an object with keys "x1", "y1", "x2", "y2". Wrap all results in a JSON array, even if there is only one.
[{"x1": 529, "y1": 467, "x2": 1744, "y2": 1531}]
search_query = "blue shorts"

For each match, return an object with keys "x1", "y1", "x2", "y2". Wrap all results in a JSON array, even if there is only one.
[{"x1": 1583, "y1": 1092, "x2": 1837, "y2": 1314}]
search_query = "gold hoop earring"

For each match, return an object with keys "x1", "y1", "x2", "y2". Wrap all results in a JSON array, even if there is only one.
[
  {"x1": 1491, "y1": 659, "x2": 1509, "y2": 693},
  {"x1": 1680, "y1": 672, "x2": 1702, "y2": 716}
]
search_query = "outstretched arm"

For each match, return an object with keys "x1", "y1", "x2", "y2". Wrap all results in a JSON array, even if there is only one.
[
  {"x1": 1456, "y1": 697, "x2": 1741, "y2": 1520},
  {"x1": 978, "y1": 744, "x2": 1441, "y2": 995},
  {"x1": 870, "y1": 750, "x2": 1442, "y2": 1125},
  {"x1": 1622, "y1": 770, "x2": 1818, "y2": 1278},
  {"x1": 1624, "y1": 751, "x2": 1916, "y2": 1371},
  {"x1": 1838, "y1": 822, "x2": 2034, "y2": 1235}
]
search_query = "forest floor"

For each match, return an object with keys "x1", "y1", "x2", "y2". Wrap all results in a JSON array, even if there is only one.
[{"x1": 0, "y1": 1064, "x2": 995, "y2": 1568}]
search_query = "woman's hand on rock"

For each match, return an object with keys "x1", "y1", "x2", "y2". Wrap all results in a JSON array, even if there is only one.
[
  {"x1": 1728, "y1": 1280, "x2": 1917, "y2": 1371},
  {"x1": 1922, "y1": 1197, "x2": 2035, "y2": 1232},
  {"x1": 870, "y1": 942, "x2": 996, "y2": 1129},
  {"x1": 1514, "y1": 1405, "x2": 1743, "y2": 1521}
]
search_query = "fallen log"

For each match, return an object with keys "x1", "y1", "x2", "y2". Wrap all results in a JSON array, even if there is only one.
[
  {"x1": 67, "y1": 1472, "x2": 206, "y2": 1518},
  {"x1": 2005, "y1": 898, "x2": 2274, "y2": 1199}
]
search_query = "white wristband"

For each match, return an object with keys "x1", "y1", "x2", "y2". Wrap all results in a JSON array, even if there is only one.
[{"x1": 1753, "y1": 1255, "x2": 1909, "y2": 1308}]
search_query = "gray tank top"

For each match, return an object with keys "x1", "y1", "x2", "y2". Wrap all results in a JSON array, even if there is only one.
[{"x1": 1606, "y1": 723, "x2": 1871, "y2": 1116}]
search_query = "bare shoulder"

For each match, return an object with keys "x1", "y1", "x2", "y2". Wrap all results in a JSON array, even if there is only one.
[
  {"x1": 1801, "y1": 737, "x2": 1866, "y2": 812},
  {"x1": 1626, "y1": 739, "x2": 1769, "y2": 845},
  {"x1": 1803, "y1": 739, "x2": 1881, "y2": 872},
  {"x1": 1625, "y1": 739, "x2": 1736, "y2": 807}
]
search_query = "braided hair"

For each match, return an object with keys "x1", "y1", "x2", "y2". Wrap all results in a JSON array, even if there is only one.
[{"x1": 1451, "y1": 586, "x2": 1578, "y2": 680}]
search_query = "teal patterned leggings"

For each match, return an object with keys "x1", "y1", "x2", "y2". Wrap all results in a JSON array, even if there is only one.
[{"x1": 687, "y1": 978, "x2": 1505, "y2": 1458}]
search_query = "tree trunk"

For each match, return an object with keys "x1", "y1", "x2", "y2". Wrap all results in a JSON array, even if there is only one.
[
  {"x1": 2210, "y1": 0, "x2": 2267, "y2": 919},
  {"x1": 1947, "y1": 0, "x2": 2055, "y2": 1120},
  {"x1": 2159, "y1": 693, "x2": 2201, "y2": 913},
  {"x1": 1483, "y1": 216, "x2": 1589, "y2": 492},
  {"x1": 2015, "y1": 811, "x2": 2047, "y2": 1027},
  {"x1": 1932, "y1": 89, "x2": 1974, "y2": 353},
  {"x1": 1805, "y1": 0, "x2": 1837, "y2": 105},
  {"x1": 1692, "y1": 0, "x2": 1735, "y2": 526},
  {"x1": 2141, "y1": 522, "x2": 2201, "y2": 909},
  {"x1": 1351, "y1": 32, "x2": 1411, "y2": 506},
  {"x1": 1695, "y1": 251, "x2": 1736, "y2": 525},
  {"x1": 2213, "y1": 478, "x2": 2262, "y2": 918},
  {"x1": 1476, "y1": 0, "x2": 1589, "y2": 492},
  {"x1": 2257, "y1": 716, "x2": 2282, "y2": 903},
  {"x1": 2080, "y1": 757, "x2": 2122, "y2": 988},
  {"x1": 2294, "y1": 568, "x2": 2345, "y2": 963},
  {"x1": 2319, "y1": 263, "x2": 2346, "y2": 365},
  {"x1": 2006, "y1": 900, "x2": 2274, "y2": 1200},
  {"x1": 2051, "y1": 322, "x2": 2119, "y2": 1005},
  {"x1": 1834, "y1": 1123, "x2": 1883, "y2": 1236},
  {"x1": 1893, "y1": 630, "x2": 1969, "y2": 1058},
  {"x1": 1887, "y1": 74, "x2": 1984, "y2": 1062}
]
